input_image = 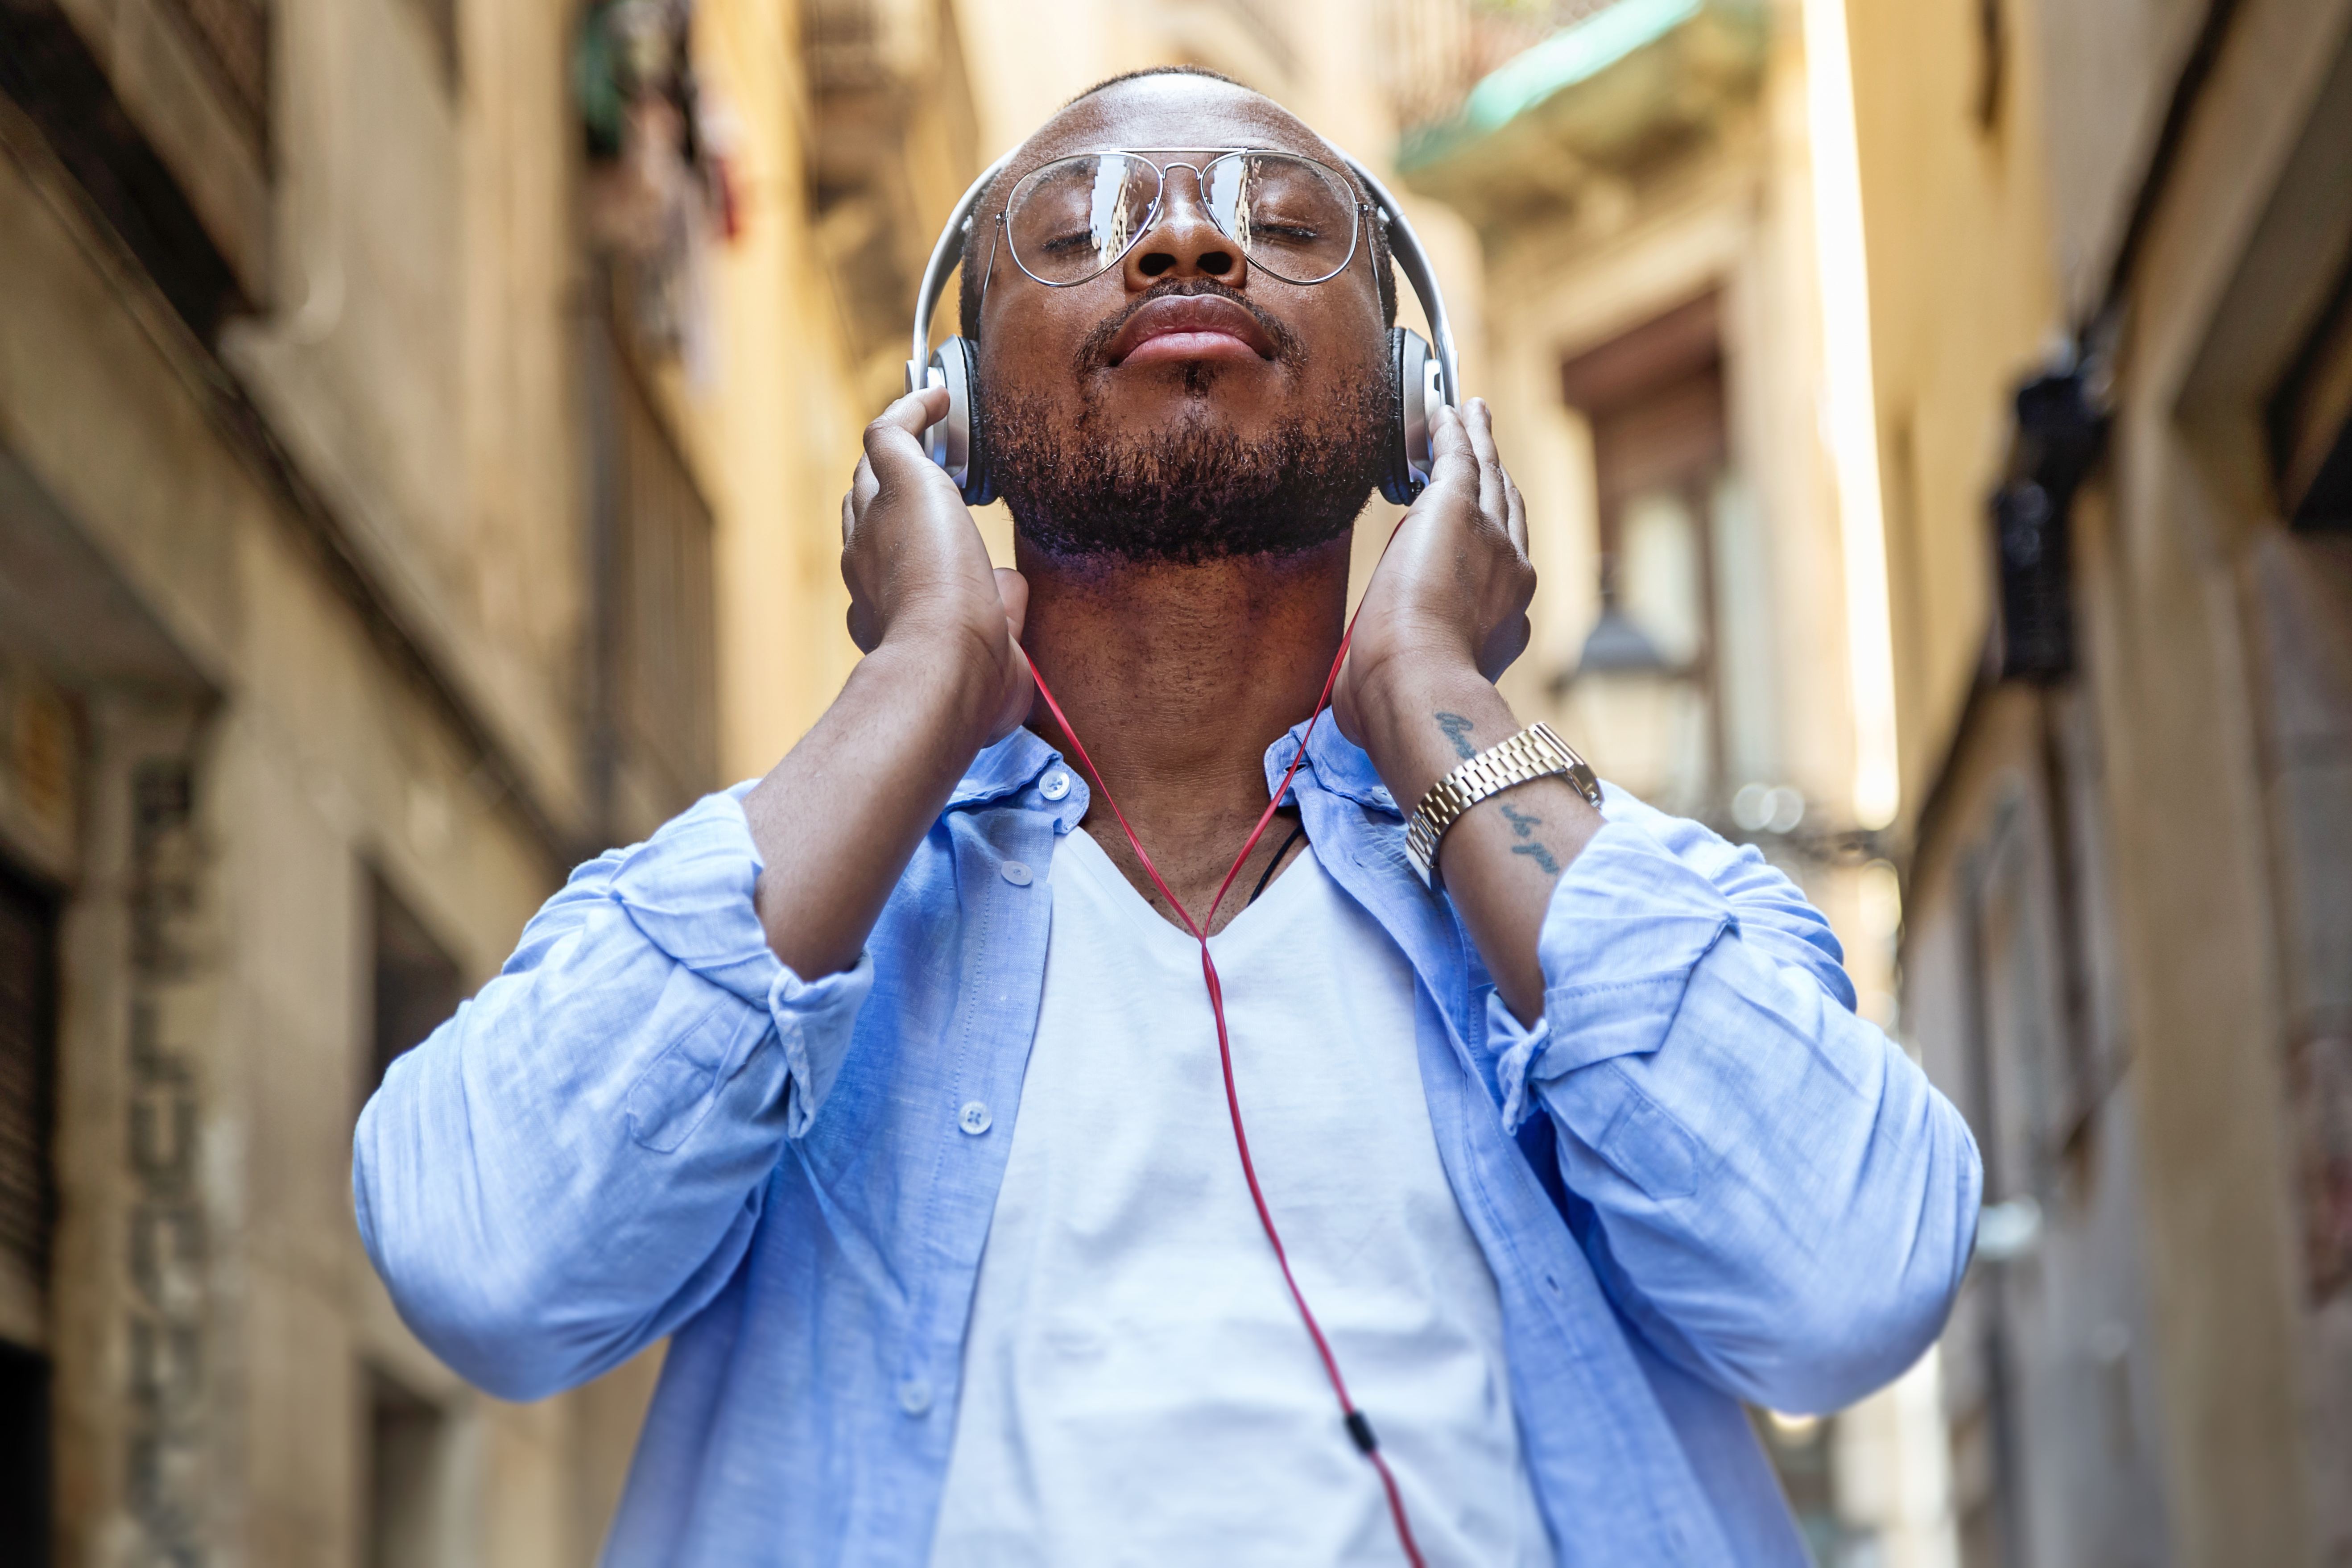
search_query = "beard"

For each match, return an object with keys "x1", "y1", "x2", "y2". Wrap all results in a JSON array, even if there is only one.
[{"x1": 986, "y1": 292, "x2": 1392, "y2": 565}]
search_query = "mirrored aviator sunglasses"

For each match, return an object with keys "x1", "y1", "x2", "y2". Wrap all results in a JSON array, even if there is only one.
[{"x1": 1001, "y1": 150, "x2": 1367, "y2": 288}]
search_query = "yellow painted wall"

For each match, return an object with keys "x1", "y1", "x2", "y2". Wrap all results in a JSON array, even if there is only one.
[
  {"x1": 1844, "y1": 0, "x2": 2063, "y2": 815},
  {"x1": 681, "y1": 0, "x2": 877, "y2": 783}
]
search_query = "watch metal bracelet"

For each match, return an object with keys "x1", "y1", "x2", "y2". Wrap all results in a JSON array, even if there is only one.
[{"x1": 1404, "y1": 721, "x2": 1604, "y2": 888}]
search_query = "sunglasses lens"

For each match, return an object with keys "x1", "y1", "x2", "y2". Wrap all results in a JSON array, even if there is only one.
[
  {"x1": 1005, "y1": 153, "x2": 1358, "y2": 285},
  {"x1": 1005, "y1": 154, "x2": 1158, "y2": 285},
  {"x1": 1203, "y1": 154, "x2": 1358, "y2": 283}
]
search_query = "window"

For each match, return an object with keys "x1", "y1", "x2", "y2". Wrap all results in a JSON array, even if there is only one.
[
  {"x1": 2267, "y1": 251, "x2": 2352, "y2": 530},
  {"x1": 0, "y1": 863, "x2": 54, "y2": 1556},
  {"x1": 1557, "y1": 293, "x2": 1735, "y2": 815},
  {"x1": 402, "y1": 0, "x2": 460, "y2": 93},
  {"x1": 362, "y1": 1367, "x2": 445, "y2": 1568},
  {"x1": 584, "y1": 313, "x2": 720, "y2": 837},
  {"x1": 0, "y1": 1341, "x2": 48, "y2": 1552},
  {"x1": 367, "y1": 876, "x2": 461, "y2": 1107}
]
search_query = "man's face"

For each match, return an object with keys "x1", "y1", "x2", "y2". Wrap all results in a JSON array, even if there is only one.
[{"x1": 976, "y1": 76, "x2": 1394, "y2": 564}]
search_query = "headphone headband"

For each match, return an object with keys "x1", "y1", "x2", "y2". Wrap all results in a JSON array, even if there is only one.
[
  {"x1": 907, "y1": 152, "x2": 1013, "y2": 391},
  {"x1": 905, "y1": 149, "x2": 1459, "y2": 402}
]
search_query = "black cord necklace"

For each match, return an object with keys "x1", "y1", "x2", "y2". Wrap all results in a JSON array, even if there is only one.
[{"x1": 1245, "y1": 819, "x2": 1309, "y2": 907}]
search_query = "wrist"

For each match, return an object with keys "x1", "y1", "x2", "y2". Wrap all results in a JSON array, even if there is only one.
[
  {"x1": 860, "y1": 621, "x2": 1014, "y2": 754},
  {"x1": 1352, "y1": 659, "x2": 1513, "y2": 809}
]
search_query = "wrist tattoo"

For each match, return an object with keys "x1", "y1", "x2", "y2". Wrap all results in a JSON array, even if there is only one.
[
  {"x1": 1433, "y1": 715, "x2": 1568, "y2": 877},
  {"x1": 1435, "y1": 711, "x2": 1477, "y2": 760},
  {"x1": 1511, "y1": 841, "x2": 1563, "y2": 874}
]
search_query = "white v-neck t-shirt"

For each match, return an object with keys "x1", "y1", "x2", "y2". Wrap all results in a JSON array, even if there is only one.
[{"x1": 929, "y1": 828, "x2": 1551, "y2": 1567}]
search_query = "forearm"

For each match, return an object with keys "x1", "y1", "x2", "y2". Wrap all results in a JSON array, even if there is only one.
[
  {"x1": 1479, "y1": 804, "x2": 1980, "y2": 1409},
  {"x1": 743, "y1": 631, "x2": 1002, "y2": 976},
  {"x1": 1527, "y1": 931, "x2": 1980, "y2": 1410},
  {"x1": 353, "y1": 819, "x2": 872, "y2": 1398},
  {"x1": 1352, "y1": 663, "x2": 1600, "y2": 1022}
]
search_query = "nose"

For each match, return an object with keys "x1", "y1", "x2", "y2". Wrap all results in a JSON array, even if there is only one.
[{"x1": 1125, "y1": 164, "x2": 1245, "y2": 287}]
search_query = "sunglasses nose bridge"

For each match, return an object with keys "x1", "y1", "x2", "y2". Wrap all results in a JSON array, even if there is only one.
[{"x1": 1142, "y1": 160, "x2": 1222, "y2": 241}]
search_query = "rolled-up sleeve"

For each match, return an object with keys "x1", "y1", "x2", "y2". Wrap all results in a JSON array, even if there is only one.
[
  {"x1": 1495, "y1": 804, "x2": 1981, "y2": 1415},
  {"x1": 352, "y1": 786, "x2": 872, "y2": 1401}
]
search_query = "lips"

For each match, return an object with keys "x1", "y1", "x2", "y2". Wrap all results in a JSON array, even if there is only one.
[{"x1": 1104, "y1": 294, "x2": 1279, "y2": 367}]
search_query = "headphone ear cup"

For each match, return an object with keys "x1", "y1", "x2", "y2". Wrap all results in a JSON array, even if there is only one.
[
  {"x1": 961, "y1": 341, "x2": 994, "y2": 507},
  {"x1": 921, "y1": 338, "x2": 995, "y2": 506},
  {"x1": 1382, "y1": 327, "x2": 1438, "y2": 505}
]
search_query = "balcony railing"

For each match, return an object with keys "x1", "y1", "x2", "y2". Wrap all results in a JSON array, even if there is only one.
[{"x1": 1381, "y1": 0, "x2": 1625, "y2": 136}]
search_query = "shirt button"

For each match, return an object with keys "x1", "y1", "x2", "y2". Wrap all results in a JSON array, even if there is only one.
[
  {"x1": 999, "y1": 860, "x2": 1033, "y2": 886},
  {"x1": 1039, "y1": 770, "x2": 1071, "y2": 801},
  {"x1": 897, "y1": 1378, "x2": 932, "y2": 1416},
  {"x1": 1370, "y1": 786, "x2": 1395, "y2": 808},
  {"x1": 958, "y1": 1100, "x2": 992, "y2": 1135}
]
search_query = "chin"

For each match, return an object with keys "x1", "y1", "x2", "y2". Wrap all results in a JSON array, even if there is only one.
[
  {"x1": 989, "y1": 374, "x2": 1390, "y2": 565},
  {"x1": 1097, "y1": 364, "x2": 1301, "y2": 433}
]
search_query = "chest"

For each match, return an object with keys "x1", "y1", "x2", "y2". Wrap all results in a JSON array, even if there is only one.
[{"x1": 1001, "y1": 834, "x2": 1462, "y2": 1268}]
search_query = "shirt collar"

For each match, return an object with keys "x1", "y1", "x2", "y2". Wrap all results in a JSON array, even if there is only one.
[
  {"x1": 945, "y1": 711, "x2": 1400, "y2": 820},
  {"x1": 1262, "y1": 712, "x2": 1401, "y2": 816},
  {"x1": 947, "y1": 727, "x2": 1066, "y2": 811}
]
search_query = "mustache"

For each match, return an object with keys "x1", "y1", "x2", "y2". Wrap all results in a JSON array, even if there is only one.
[{"x1": 1073, "y1": 278, "x2": 1303, "y2": 373}]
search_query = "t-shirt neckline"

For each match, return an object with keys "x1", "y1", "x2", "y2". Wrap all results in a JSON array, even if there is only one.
[{"x1": 1060, "y1": 822, "x2": 1316, "y2": 953}]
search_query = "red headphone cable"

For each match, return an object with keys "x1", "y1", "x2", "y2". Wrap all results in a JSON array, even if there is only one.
[{"x1": 1024, "y1": 604, "x2": 1430, "y2": 1568}]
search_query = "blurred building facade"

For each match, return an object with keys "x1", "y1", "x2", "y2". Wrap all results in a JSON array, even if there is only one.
[
  {"x1": 0, "y1": 0, "x2": 976, "y2": 1561},
  {"x1": 1848, "y1": 0, "x2": 2352, "y2": 1563},
  {"x1": 26, "y1": 0, "x2": 2348, "y2": 1565}
]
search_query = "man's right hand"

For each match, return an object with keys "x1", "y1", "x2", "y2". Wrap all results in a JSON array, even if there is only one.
[
  {"x1": 841, "y1": 388, "x2": 1034, "y2": 747},
  {"x1": 742, "y1": 390, "x2": 1037, "y2": 979}
]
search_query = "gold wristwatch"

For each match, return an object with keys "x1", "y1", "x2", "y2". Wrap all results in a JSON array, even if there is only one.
[{"x1": 1404, "y1": 721, "x2": 1604, "y2": 888}]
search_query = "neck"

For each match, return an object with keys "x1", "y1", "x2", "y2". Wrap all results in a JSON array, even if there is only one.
[{"x1": 1017, "y1": 532, "x2": 1352, "y2": 923}]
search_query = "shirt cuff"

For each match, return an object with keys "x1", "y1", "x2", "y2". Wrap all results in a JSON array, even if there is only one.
[
  {"x1": 607, "y1": 784, "x2": 784, "y2": 1005},
  {"x1": 607, "y1": 784, "x2": 875, "y2": 1137},
  {"x1": 767, "y1": 954, "x2": 873, "y2": 1138},
  {"x1": 1496, "y1": 820, "x2": 1736, "y2": 1125}
]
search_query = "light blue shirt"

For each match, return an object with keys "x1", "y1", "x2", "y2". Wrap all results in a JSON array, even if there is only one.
[{"x1": 353, "y1": 720, "x2": 1981, "y2": 1566}]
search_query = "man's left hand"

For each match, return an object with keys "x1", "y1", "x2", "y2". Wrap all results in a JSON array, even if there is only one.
[
  {"x1": 1335, "y1": 398, "x2": 1599, "y2": 1023},
  {"x1": 1333, "y1": 397, "x2": 1534, "y2": 748}
]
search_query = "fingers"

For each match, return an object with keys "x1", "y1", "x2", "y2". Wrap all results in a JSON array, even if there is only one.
[
  {"x1": 1461, "y1": 397, "x2": 1500, "y2": 462},
  {"x1": 872, "y1": 385, "x2": 949, "y2": 438},
  {"x1": 845, "y1": 599, "x2": 881, "y2": 654},
  {"x1": 1504, "y1": 472, "x2": 1529, "y2": 557},
  {"x1": 994, "y1": 567, "x2": 1029, "y2": 642},
  {"x1": 840, "y1": 454, "x2": 881, "y2": 549},
  {"x1": 1488, "y1": 613, "x2": 1533, "y2": 680},
  {"x1": 1462, "y1": 399, "x2": 1516, "y2": 540},
  {"x1": 861, "y1": 387, "x2": 950, "y2": 490},
  {"x1": 1420, "y1": 402, "x2": 1479, "y2": 504}
]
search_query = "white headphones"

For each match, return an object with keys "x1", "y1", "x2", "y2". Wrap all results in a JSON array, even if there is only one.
[{"x1": 904, "y1": 150, "x2": 1460, "y2": 508}]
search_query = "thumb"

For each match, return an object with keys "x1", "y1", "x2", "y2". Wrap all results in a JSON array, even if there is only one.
[
  {"x1": 1414, "y1": 404, "x2": 1476, "y2": 508},
  {"x1": 995, "y1": 567, "x2": 1030, "y2": 641},
  {"x1": 864, "y1": 386, "x2": 951, "y2": 486}
]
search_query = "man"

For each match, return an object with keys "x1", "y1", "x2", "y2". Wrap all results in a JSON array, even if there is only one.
[{"x1": 355, "y1": 67, "x2": 1980, "y2": 1566}]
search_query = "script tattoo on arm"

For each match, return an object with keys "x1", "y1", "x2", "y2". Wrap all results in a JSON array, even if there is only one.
[
  {"x1": 1499, "y1": 801, "x2": 1562, "y2": 874},
  {"x1": 1435, "y1": 711, "x2": 1478, "y2": 760},
  {"x1": 1429, "y1": 715, "x2": 1569, "y2": 876}
]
